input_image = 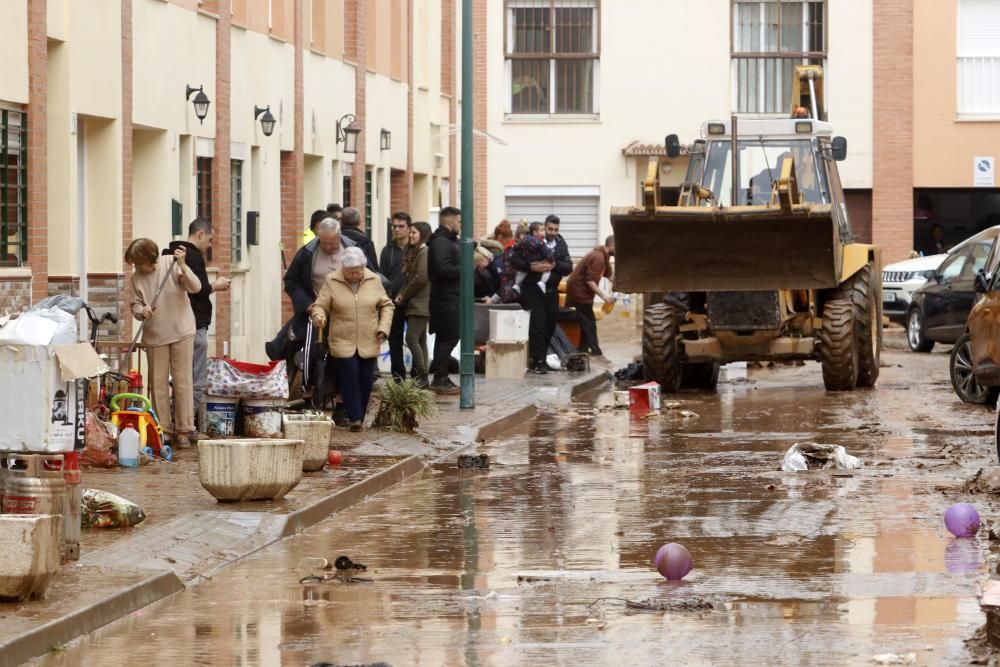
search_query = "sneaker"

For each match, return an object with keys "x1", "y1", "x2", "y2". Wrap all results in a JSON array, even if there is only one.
[
  {"x1": 188, "y1": 431, "x2": 210, "y2": 443},
  {"x1": 348, "y1": 420, "x2": 363, "y2": 432},
  {"x1": 530, "y1": 363, "x2": 548, "y2": 375},
  {"x1": 414, "y1": 375, "x2": 430, "y2": 390},
  {"x1": 430, "y1": 376, "x2": 461, "y2": 395},
  {"x1": 173, "y1": 434, "x2": 192, "y2": 449}
]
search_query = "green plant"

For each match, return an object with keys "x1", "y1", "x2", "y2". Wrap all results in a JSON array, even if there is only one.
[{"x1": 371, "y1": 379, "x2": 435, "y2": 433}]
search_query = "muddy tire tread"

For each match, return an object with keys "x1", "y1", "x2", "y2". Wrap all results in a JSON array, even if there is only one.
[
  {"x1": 820, "y1": 300, "x2": 858, "y2": 391},
  {"x1": 642, "y1": 303, "x2": 682, "y2": 392},
  {"x1": 832, "y1": 261, "x2": 880, "y2": 387}
]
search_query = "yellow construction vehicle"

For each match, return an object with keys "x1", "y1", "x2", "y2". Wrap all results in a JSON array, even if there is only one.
[{"x1": 612, "y1": 66, "x2": 881, "y2": 392}]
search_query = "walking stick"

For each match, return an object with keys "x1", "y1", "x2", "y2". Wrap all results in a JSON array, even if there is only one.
[{"x1": 118, "y1": 258, "x2": 178, "y2": 375}]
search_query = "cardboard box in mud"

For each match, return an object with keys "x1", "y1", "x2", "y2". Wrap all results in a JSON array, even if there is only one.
[{"x1": 0, "y1": 343, "x2": 107, "y2": 452}]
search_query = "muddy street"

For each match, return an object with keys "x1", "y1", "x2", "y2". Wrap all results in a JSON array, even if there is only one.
[{"x1": 36, "y1": 339, "x2": 1000, "y2": 666}]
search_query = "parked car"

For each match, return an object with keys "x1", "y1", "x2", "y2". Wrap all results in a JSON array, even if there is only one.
[
  {"x1": 906, "y1": 226, "x2": 1000, "y2": 354},
  {"x1": 882, "y1": 254, "x2": 946, "y2": 324},
  {"x1": 957, "y1": 243, "x2": 1000, "y2": 404}
]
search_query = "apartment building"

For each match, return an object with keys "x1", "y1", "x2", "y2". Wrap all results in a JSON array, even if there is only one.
[{"x1": 0, "y1": 0, "x2": 462, "y2": 362}]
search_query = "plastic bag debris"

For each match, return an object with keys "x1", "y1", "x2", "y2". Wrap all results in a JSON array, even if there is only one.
[
  {"x1": 81, "y1": 488, "x2": 146, "y2": 529},
  {"x1": 872, "y1": 654, "x2": 916, "y2": 665},
  {"x1": 0, "y1": 307, "x2": 77, "y2": 345},
  {"x1": 81, "y1": 411, "x2": 118, "y2": 468},
  {"x1": 782, "y1": 443, "x2": 861, "y2": 472},
  {"x1": 29, "y1": 295, "x2": 86, "y2": 315}
]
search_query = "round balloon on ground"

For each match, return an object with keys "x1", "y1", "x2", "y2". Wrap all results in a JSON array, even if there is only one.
[
  {"x1": 944, "y1": 503, "x2": 980, "y2": 538},
  {"x1": 654, "y1": 543, "x2": 693, "y2": 580}
]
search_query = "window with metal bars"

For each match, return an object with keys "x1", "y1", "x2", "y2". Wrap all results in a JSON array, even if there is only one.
[
  {"x1": 196, "y1": 157, "x2": 212, "y2": 261},
  {"x1": 505, "y1": 0, "x2": 599, "y2": 117},
  {"x1": 231, "y1": 160, "x2": 243, "y2": 264},
  {"x1": 364, "y1": 170, "x2": 372, "y2": 230},
  {"x1": 957, "y1": 0, "x2": 1000, "y2": 116},
  {"x1": 0, "y1": 110, "x2": 27, "y2": 267},
  {"x1": 732, "y1": 0, "x2": 825, "y2": 114}
]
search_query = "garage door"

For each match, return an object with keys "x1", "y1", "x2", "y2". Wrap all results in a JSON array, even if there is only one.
[{"x1": 505, "y1": 195, "x2": 599, "y2": 258}]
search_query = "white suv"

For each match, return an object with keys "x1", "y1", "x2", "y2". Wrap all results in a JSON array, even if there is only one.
[{"x1": 881, "y1": 254, "x2": 946, "y2": 324}]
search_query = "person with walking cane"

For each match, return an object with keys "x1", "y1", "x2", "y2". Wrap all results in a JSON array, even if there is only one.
[{"x1": 126, "y1": 238, "x2": 202, "y2": 449}]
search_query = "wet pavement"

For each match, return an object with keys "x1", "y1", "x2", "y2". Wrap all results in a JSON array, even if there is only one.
[{"x1": 32, "y1": 336, "x2": 1000, "y2": 666}]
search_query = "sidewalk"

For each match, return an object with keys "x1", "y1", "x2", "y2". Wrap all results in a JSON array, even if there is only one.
[{"x1": 0, "y1": 367, "x2": 610, "y2": 667}]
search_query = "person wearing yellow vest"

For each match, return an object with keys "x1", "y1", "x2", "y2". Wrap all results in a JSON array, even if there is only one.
[{"x1": 303, "y1": 204, "x2": 343, "y2": 246}]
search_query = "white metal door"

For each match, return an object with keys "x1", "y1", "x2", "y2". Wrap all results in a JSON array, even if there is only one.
[{"x1": 504, "y1": 195, "x2": 599, "y2": 258}]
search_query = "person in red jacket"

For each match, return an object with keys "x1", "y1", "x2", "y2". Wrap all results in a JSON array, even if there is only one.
[{"x1": 566, "y1": 236, "x2": 616, "y2": 359}]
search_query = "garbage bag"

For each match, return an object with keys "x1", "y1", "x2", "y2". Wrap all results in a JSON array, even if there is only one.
[
  {"x1": 81, "y1": 488, "x2": 146, "y2": 529},
  {"x1": 29, "y1": 295, "x2": 86, "y2": 316},
  {"x1": 782, "y1": 442, "x2": 861, "y2": 472},
  {"x1": 0, "y1": 307, "x2": 77, "y2": 345},
  {"x1": 81, "y1": 411, "x2": 118, "y2": 468},
  {"x1": 206, "y1": 358, "x2": 289, "y2": 399}
]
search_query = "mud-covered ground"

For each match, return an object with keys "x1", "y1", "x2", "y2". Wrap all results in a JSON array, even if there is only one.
[{"x1": 35, "y1": 327, "x2": 1000, "y2": 666}]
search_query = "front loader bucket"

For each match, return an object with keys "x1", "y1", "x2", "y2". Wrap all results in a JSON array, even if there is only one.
[{"x1": 611, "y1": 204, "x2": 841, "y2": 293}]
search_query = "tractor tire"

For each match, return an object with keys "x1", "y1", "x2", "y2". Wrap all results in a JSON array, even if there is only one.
[
  {"x1": 820, "y1": 300, "x2": 859, "y2": 391},
  {"x1": 642, "y1": 303, "x2": 682, "y2": 392},
  {"x1": 832, "y1": 261, "x2": 881, "y2": 387},
  {"x1": 682, "y1": 361, "x2": 721, "y2": 392}
]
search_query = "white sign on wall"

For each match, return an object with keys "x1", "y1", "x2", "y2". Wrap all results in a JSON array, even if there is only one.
[{"x1": 974, "y1": 156, "x2": 995, "y2": 187}]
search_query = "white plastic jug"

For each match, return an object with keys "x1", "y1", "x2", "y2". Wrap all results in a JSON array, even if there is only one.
[{"x1": 118, "y1": 427, "x2": 140, "y2": 468}]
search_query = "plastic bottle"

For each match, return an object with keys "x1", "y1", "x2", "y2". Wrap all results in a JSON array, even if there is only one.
[
  {"x1": 118, "y1": 426, "x2": 140, "y2": 468},
  {"x1": 601, "y1": 297, "x2": 616, "y2": 314}
]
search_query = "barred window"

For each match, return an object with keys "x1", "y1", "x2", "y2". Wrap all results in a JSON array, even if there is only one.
[
  {"x1": 0, "y1": 110, "x2": 27, "y2": 267},
  {"x1": 958, "y1": 0, "x2": 1000, "y2": 116},
  {"x1": 196, "y1": 157, "x2": 212, "y2": 261},
  {"x1": 505, "y1": 0, "x2": 599, "y2": 117},
  {"x1": 732, "y1": 1, "x2": 825, "y2": 114},
  {"x1": 231, "y1": 160, "x2": 243, "y2": 264}
]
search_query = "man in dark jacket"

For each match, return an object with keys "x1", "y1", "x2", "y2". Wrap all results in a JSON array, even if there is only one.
[
  {"x1": 542, "y1": 215, "x2": 573, "y2": 364},
  {"x1": 267, "y1": 217, "x2": 359, "y2": 361},
  {"x1": 340, "y1": 206, "x2": 379, "y2": 270},
  {"x1": 427, "y1": 206, "x2": 462, "y2": 394},
  {"x1": 508, "y1": 221, "x2": 557, "y2": 374},
  {"x1": 380, "y1": 211, "x2": 412, "y2": 381},
  {"x1": 165, "y1": 218, "x2": 230, "y2": 433}
]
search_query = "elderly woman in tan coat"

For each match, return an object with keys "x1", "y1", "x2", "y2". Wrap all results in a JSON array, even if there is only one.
[{"x1": 310, "y1": 246, "x2": 394, "y2": 431}]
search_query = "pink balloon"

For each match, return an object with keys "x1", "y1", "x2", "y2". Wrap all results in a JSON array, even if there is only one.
[
  {"x1": 944, "y1": 503, "x2": 980, "y2": 538},
  {"x1": 654, "y1": 543, "x2": 693, "y2": 580}
]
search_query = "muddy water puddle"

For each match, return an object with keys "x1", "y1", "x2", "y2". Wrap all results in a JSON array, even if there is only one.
[{"x1": 37, "y1": 379, "x2": 992, "y2": 666}]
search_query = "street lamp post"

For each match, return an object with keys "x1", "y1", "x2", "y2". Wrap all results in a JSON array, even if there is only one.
[{"x1": 459, "y1": 0, "x2": 475, "y2": 409}]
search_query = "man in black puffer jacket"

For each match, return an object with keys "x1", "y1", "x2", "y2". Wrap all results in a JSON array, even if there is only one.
[{"x1": 427, "y1": 207, "x2": 462, "y2": 394}]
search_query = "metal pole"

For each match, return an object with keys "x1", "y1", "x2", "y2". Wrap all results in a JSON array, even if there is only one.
[{"x1": 459, "y1": 0, "x2": 475, "y2": 408}]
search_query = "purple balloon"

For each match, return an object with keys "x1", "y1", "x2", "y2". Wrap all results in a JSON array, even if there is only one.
[
  {"x1": 654, "y1": 543, "x2": 693, "y2": 580},
  {"x1": 944, "y1": 503, "x2": 981, "y2": 538}
]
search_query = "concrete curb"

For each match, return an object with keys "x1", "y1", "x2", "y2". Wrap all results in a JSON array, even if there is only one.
[
  {"x1": 2, "y1": 370, "x2": 612, "y2": 664},
  {"x1": 0, "y1": 571, "x2": 184, "y2": 667},
  {"x1": 279, "y1": 455, "x2": 426, "y2": 538}
]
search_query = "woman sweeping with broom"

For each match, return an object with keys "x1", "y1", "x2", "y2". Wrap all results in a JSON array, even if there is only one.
[{"x1": 126, "y1": 238, "x2": 202, "y2": 449}]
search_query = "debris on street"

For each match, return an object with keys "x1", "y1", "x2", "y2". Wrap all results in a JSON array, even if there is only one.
[
  {"x1": 963, "y1": 468, "x2": 1000, "y2": 495},
  {"x1": 458, "y1": 453, "x2": 490, "y2": 469},
  {"x1": 80, "y1": 488, "x2": 146, "y2": 529},
  {"x1": 871, "y1": 653, "x2": 917, "y2": 665},
  {"x1": 588, "y1": 596, "x2": 728, "y2": 612},
  {"x1": 781, "y1": 443, "x2": 861, "y2": 472}
]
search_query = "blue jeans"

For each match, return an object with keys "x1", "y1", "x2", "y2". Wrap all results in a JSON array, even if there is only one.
[{"x1": 336, "y1": 354, "x2": 377, "y2": 422}]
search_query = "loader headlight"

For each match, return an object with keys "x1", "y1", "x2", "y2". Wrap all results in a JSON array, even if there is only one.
[
  {"x1": 795, "y1": 121, "x2": 812, "y2": 134},
  {"x1": 707, "y1": 123, "x2": 726, "y2": 135}
]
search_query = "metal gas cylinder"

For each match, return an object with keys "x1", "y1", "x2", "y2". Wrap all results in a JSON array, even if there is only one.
[{"x1": 2, "y1": 454, "x2": 68, "y2": 520}]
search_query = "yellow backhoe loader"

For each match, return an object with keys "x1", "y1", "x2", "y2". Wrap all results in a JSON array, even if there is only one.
[{"x1": 612, "y1": 65, "x2": 881, "y2": 392}]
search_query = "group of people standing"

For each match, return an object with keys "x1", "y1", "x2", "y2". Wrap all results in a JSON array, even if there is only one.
[{"x1": 123, "y1": 203, "x2": 618, "y2": 442}]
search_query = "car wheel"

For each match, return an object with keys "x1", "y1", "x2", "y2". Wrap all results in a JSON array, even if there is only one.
[
  {"x1": 949, "y1": 334, "x2": 998, "y2": 405},
  {"x1": 907, "y1": 308, "x2": 934, "y2": 353}
]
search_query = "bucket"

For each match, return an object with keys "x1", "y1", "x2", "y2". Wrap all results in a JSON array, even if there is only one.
[
  {"x1": 243, "y1": 398, "x2": 285, "y2": 438},
  {"x1": 205, "y1": 395, "x2": 239, "y2": 437}
]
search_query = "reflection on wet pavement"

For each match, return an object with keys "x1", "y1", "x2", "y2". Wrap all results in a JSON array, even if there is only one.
[{"x1": 37, "y1": 368, "x2": 994, "y2": 666}]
